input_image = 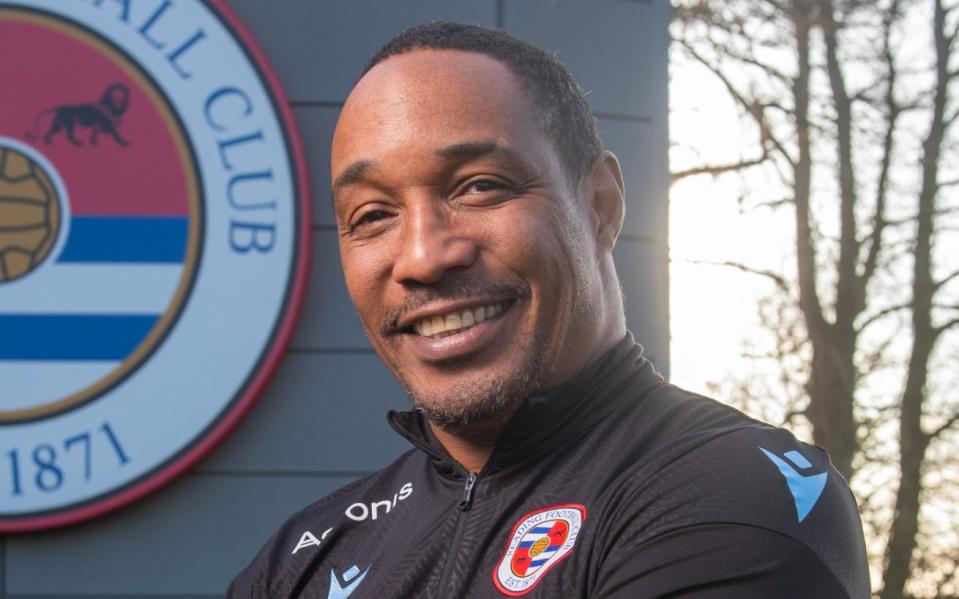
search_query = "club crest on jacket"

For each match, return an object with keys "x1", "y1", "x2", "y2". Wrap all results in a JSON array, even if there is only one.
[{"x1": 493, "y1": 503, "x2": 585, "y2": 596}]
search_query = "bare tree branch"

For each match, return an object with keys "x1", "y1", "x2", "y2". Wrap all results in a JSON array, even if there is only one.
[
  {"x1": 935, "y1": 268, "x2": 959, "y2": 291},
  {"x1": 860, "y1": 0, "x2": 902, "y2": 296},
  {"x1": 716, "y1": 45, "x2": 795, "y2": 85},
  {"x1": 881, "y1": 1, "x2": 953, "y2": 596},
  {"x1": 934, "y1": 315, "x2": 959, "y2": 339},
  {"x1": 855, "y1": 301, "x2": 912, "y2": 333},
  {"x1": 750, "y1": 196, "x2": 796, "y2": 210},
  {"x1": 818, "y1": 0, "x2": 866, "y2": 334},
  {"x1": 790, "y1": 1, "x2": 829, "y2": 338},
  {"x1": 928, "y1": 410, "x2": 959, "y2": 441},
  {"x1": 670, "y1": 152, "x2": 770, "y2": 184},
  {"x1": 676, "y1": 40, "x2": 797, "y2": 168},
  {"x1": 685, "y1": 259, "x2": 791, "y2": 291}
]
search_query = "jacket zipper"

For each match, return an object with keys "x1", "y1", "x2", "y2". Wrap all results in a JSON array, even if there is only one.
[
  {"x1": 459, "y1": 472, "x2": 478, "y2": 510},
  {"x1": 436, "y1": 472, "x2": 478, "y2": 599}
]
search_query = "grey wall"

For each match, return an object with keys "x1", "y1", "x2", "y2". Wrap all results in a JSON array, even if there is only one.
[{"x1": 0, "y1": 1, "x2": 669, "y2": 596}]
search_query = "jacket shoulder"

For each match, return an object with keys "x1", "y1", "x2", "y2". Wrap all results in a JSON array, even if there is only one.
[
  {"x1": 226, "y1": 448, "x2": 423, "y2": 597},
  {"x1": 602, "y1": 388, "x2": 870, "y2": 597}
]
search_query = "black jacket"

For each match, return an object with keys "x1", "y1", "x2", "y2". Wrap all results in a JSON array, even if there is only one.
[{"x1": 229, "y1": 337, "x2": 870, "y2": 598}]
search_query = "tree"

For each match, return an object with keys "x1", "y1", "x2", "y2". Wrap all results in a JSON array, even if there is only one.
[{"x1": 671, "y1": 1, "x2": 959, "y2": 596}]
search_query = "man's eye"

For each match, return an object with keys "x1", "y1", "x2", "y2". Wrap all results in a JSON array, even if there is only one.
[
  {"x1": 467, "y1": 180, "x2": 504, "y2": 193},
  {"x1": 352, "y1": 209, "x2": 390, "y2": 228}
]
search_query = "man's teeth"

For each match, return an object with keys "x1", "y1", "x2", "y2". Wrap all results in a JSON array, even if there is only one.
[{"x1": 412, "y1": 303, "x2": 505, "y2": 338}]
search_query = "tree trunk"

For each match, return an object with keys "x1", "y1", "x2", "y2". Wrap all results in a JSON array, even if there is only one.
[
  {"x1": 805, "y1": 332, "x2": 858, "y2": 479},
  {"x1": 788, "y1": 0, "x2": 858, "y2": 480},
  {"x1": 880, "y1": 2, "x2": 948, "y2": 596}
]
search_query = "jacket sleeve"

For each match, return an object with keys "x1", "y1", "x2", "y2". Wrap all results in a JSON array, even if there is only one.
[
  {"x1": 225, "y1": 542, "x2": 270, "y2": 599},
  {"x1": 590, "y1": 522, "x2": 855, "y2": 599},
  {"x1": 225, "y1": 569, "x2": 257, "y2": 599}
]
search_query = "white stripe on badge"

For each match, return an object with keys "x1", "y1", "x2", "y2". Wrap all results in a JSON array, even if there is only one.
[
  {"x1": 0, "y1": 263, "x2": 182, "y2": 314},
  {"x1": 0, "y1": 361, "x2": 119, "y2": 412}
]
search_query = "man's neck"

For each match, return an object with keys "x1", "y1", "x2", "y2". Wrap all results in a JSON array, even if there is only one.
[
  {"x1": 428, "y1": 404, "x2": 519, "y2": 473},
  {"x1": 427, "y1": 329, "x2": 628, "y2": 474}
]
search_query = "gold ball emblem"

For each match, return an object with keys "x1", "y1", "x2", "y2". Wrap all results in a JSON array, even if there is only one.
[
  {"x1": 529, "y1": 536, "x2": 550, "y2": 558},
  {"x1": 0, "y1": 143, "x2": 61, "y2": 283}
]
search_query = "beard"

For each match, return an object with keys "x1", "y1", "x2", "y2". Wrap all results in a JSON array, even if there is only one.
[
  {"x1": 405, "y1": 331, "x2": 547, "y2": 435},
  {"x1": 398, "y1": 277, "x2": 592, "y2": 436},
  {"x1": 377, "y1": 271, "x2": 543, "y2": 435}
]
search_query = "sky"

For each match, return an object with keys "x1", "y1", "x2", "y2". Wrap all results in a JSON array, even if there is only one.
[{"x1": 667, "y1": 58, "x2": 793, "y2": 398}]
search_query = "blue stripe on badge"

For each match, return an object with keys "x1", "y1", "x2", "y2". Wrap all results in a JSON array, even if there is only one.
[
  {"x1": 0, "y1": 315, "x2": 159, "y2": 360},
  {"x1": 530, "y1": 558, "x2": 549, "y2": 567},
  {"x1": 58, "y1": 216, "x2": 188, "y2": 263}
]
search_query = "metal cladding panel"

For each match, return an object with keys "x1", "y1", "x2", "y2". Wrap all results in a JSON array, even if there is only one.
[
  {"x1": 598, "y1": 116, "x2": 669, "y2": 241},
  {"x1": 615, "y1": 238, "x2": 670, "y2": 373},
  {"x1": 0, "y1": 1, "x2": 668, "y2": 595},
  {"x1": 291, "y1": 229, "x2": 367, "y2": 350},
  {"x1": 503, "y1": 0, "x2": 670, "y2": 119},
  {"x1": 293, "y1": 105, "x2": 340, "y2": 228},
  {"x1": 4, "y1": 473, "x2": 357, "y2": 594},
  {"x1": 199, "y1": 353, "x2": 410, "y2": 473},
  {"x1": 225, "y1": 0, "x2": 498, "y2": 102}
]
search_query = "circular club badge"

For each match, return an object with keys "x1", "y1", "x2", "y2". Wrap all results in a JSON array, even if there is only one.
[{"x1": 0, "y1": 1, "x2": 310, "y2": 531}]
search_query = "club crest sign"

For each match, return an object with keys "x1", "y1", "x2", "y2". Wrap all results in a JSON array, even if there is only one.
[{"x1": 0, "y1": 0, "x2": 310, "y2": 531}]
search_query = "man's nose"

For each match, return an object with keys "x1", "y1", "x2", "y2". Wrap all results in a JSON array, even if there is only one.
[{"x1": 391, "y1": 201, "x2": 477, "y2": 285}]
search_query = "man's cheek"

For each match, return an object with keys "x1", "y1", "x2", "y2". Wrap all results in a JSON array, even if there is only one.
[{"x1": 343, "y1": 255, "x2": 385, "y2": 303}]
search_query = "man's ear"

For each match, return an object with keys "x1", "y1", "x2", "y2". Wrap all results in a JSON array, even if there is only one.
[{"x1": 586, "y1": 151, "x2": 626, "y2": 257}]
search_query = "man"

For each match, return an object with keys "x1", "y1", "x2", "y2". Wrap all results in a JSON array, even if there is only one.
[{"x1": 229, "y1": 22, "x2": 869, "y2": 598}]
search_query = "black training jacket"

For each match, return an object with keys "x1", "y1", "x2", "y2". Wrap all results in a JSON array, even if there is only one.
[{"x1": 228, "y1": 336, "x2": 870, "y2": 598}]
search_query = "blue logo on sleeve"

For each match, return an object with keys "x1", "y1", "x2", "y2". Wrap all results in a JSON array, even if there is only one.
[
  {"x1": 759, "y1": 447, "x2": 827, "y2": 522},
  {"x1": 328, "y1": 564, "x2": 371, "y2": 599}
]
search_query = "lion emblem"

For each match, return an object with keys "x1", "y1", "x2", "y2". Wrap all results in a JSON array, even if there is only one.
[{"x1": 27, "y1": 83, "x2": 131, "y2": 147}]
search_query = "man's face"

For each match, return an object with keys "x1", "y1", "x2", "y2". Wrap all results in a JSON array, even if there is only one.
[{"x1": 331, "y1": 50, "x2": 604, "y2": 430}]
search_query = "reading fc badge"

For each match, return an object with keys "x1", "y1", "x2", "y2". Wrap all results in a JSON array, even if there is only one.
[
  {"x1": 493, "y1": 504, "x2": 586, "y2": 596},
  {"x1": 0, "y1": 1, "x2": 310, "y2": 531}
]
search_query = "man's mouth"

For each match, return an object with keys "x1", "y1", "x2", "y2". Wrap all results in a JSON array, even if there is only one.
[{"x1": 410, "y1": 302, "x2": 508, "y2": 339}]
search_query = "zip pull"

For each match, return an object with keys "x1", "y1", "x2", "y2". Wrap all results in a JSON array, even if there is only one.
[{"x1": 459, "y1": 472, "x2": 477, "y2": 511}]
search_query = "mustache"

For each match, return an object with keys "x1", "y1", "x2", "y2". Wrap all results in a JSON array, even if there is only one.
[{"x1": 381, "y1": 273, "x2": 531, "y2": 335}]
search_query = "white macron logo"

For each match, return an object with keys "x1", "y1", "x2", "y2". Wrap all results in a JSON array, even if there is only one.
[{"x1": 328, "y1": 564, "x2": 370, "y2": 599}]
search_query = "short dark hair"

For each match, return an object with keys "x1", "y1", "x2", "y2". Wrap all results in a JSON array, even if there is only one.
[{"x1": 363, "y1": 21, "x2": 603, "y2": 184}]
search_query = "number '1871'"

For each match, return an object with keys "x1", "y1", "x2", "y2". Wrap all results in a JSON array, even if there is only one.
[{"x1": 6, "y1": 421, "x2": 129, "y2": 496}]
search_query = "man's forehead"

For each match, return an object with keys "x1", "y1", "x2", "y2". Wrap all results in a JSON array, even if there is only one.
[
  {"x1": 350, "y1": 48, "x2": 521, "y2": 104},
  {"x1": 330, "y1": 49, "x2": 546, "y2": 184},
  {"x1": 334, "y1": 52, "x2": 533, "y2": 145}
]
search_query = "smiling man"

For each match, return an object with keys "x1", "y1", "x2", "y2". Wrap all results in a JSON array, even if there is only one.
[{"x1": 229, "y1": 22, "x2": 870, "y2": 598}]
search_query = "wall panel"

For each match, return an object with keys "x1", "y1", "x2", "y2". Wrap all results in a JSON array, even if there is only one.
[
  {"x1": 226, "y1": 0, "x2": 498, "y2": 103},
  {"x1": 5, "y1": 474, "x2": 356, "y2": 594},
  {"x1": 290, "y1": 230, "x2": 364, "y2": 350},
  {"x1": 503, "y1": 0, "x2": 669, "y2": 119},
  {"x1": 199, "y1": 353, "x2": 409, "y2": 474}
]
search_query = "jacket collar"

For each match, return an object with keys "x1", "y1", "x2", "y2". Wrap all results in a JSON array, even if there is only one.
[{"x1": 387, "y1": 333, "x2": 665, "y2": 478}]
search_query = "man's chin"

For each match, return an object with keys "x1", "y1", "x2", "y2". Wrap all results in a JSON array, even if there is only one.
[
  {"x1": 411, "y1": 393, "x2": 519, "y2": 436},
  {"x1": 406, "y1": 364, "x2": 544, "y2": 435}
]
